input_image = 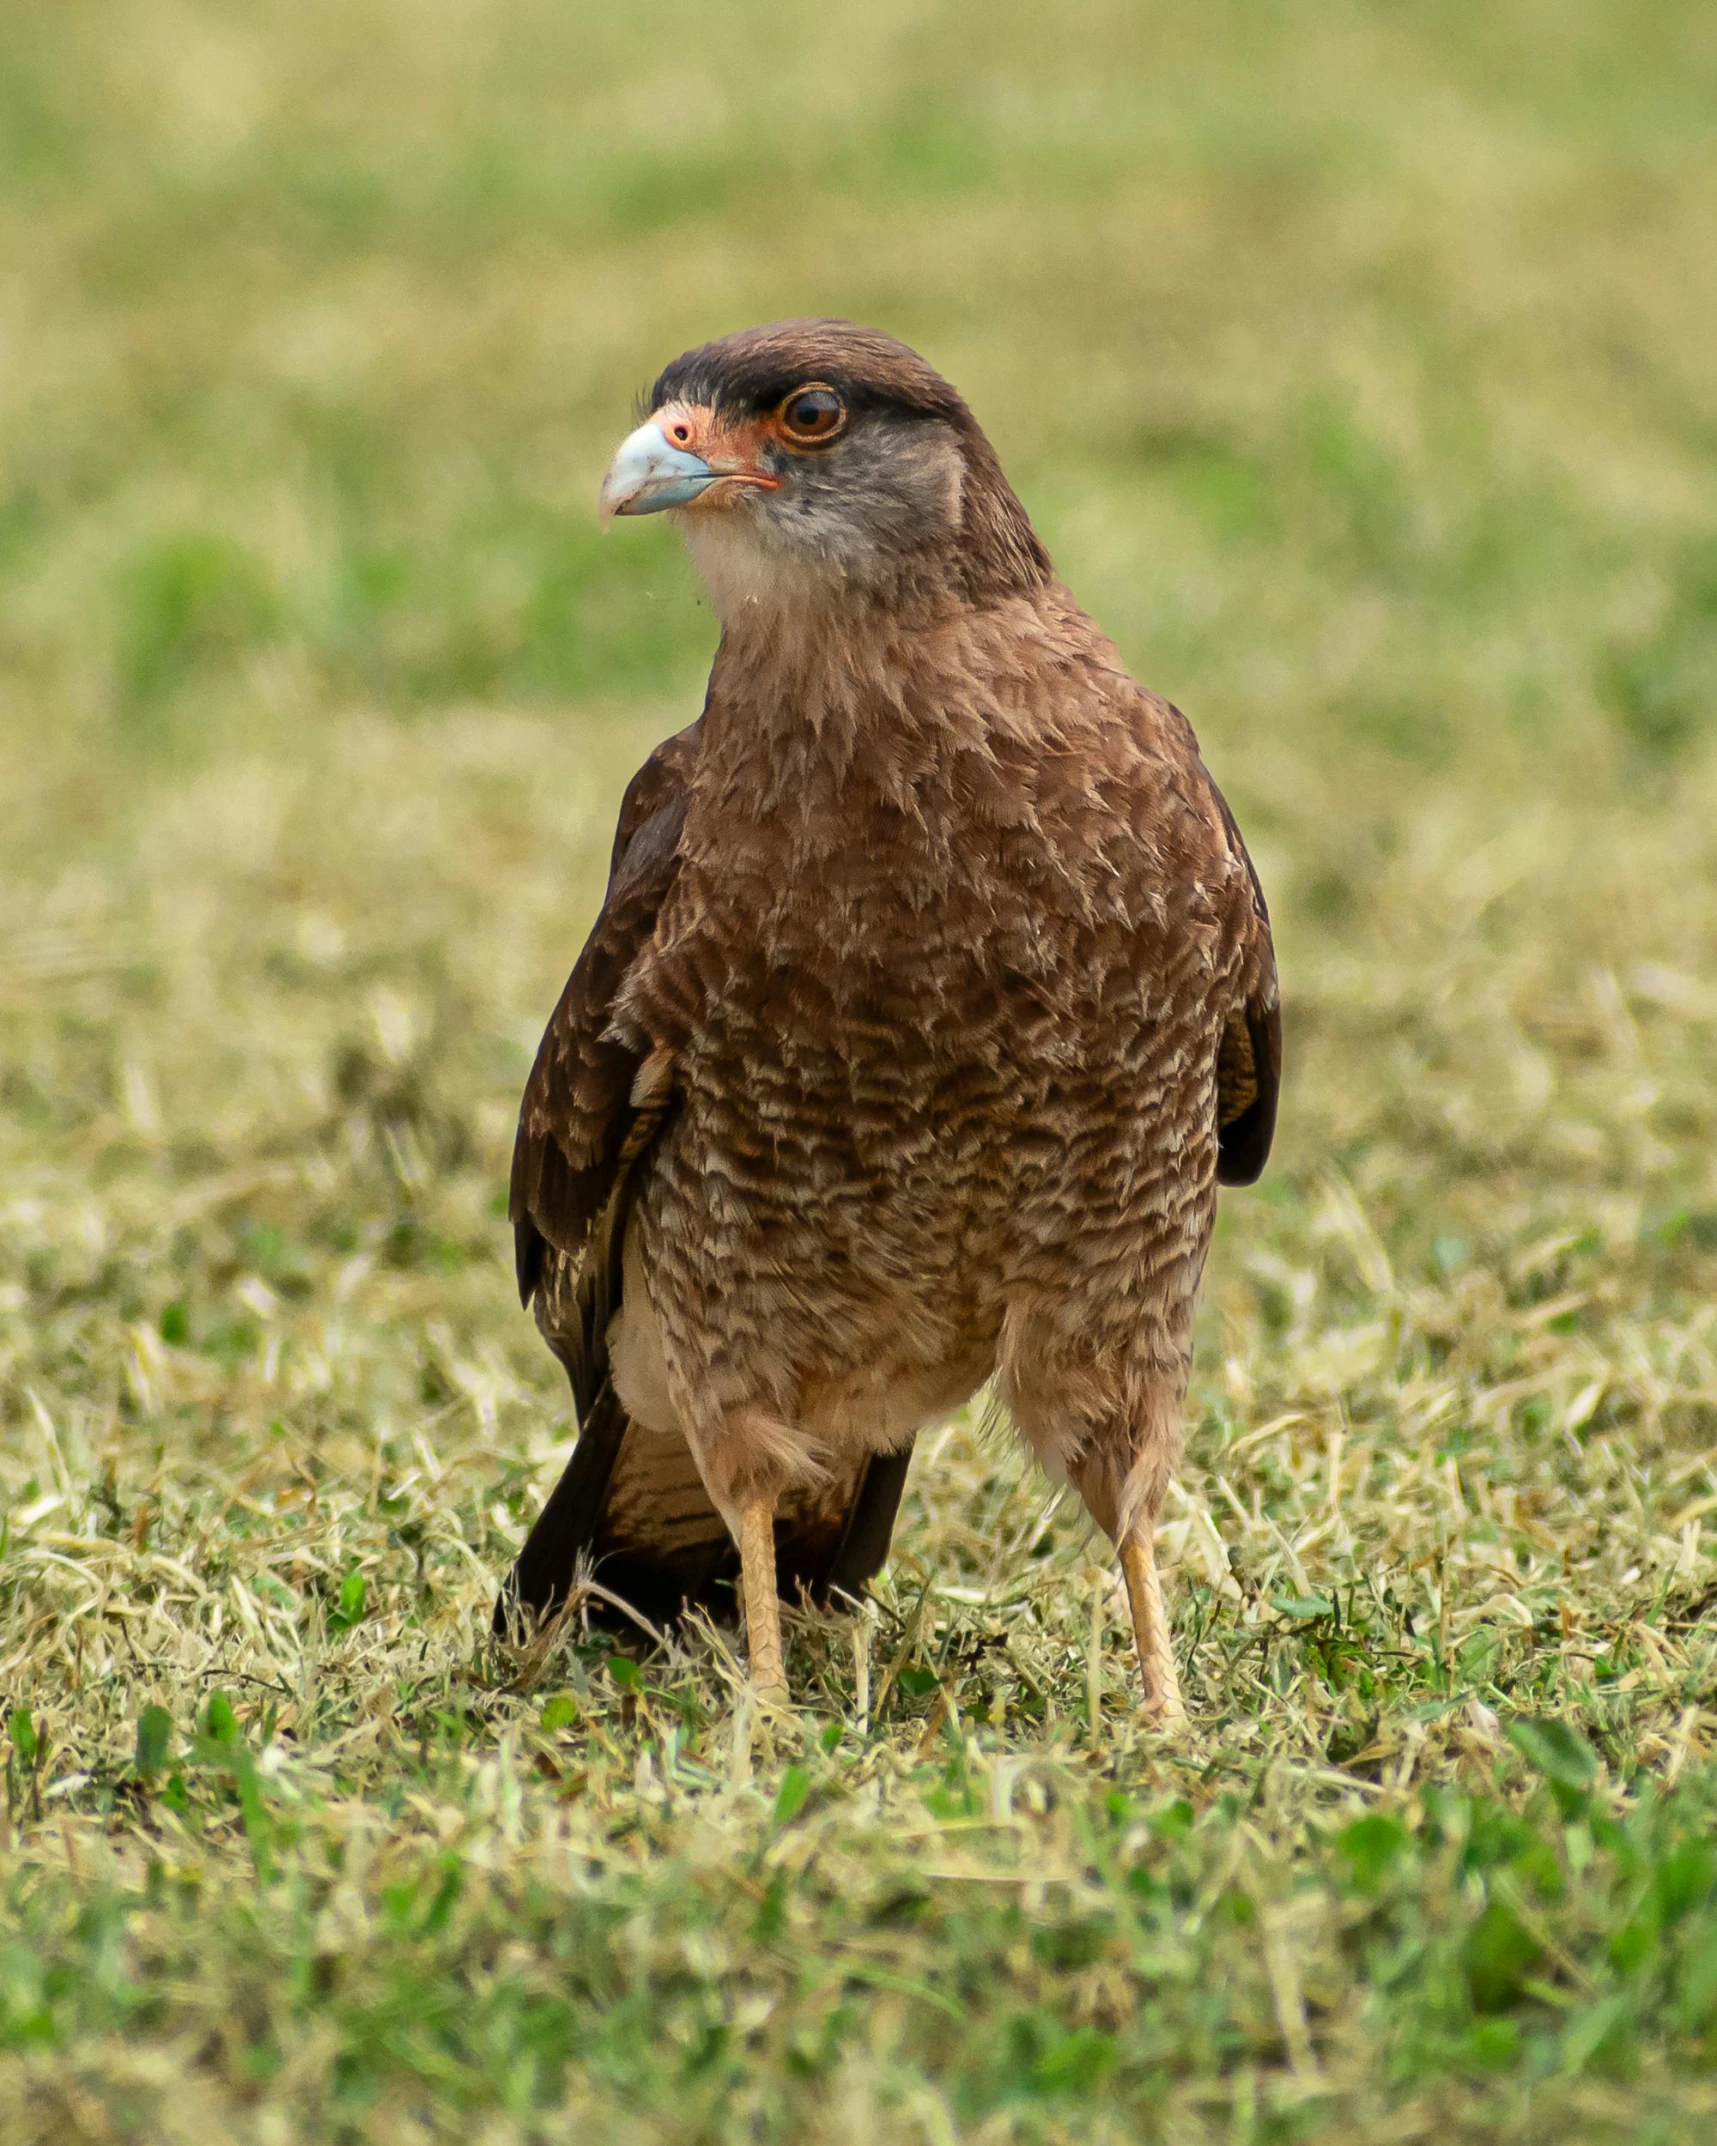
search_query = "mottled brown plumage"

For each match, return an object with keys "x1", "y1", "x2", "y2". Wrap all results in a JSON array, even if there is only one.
[{"x1": 496, "y1": 320, "x2": 1280, "y2": 1718}]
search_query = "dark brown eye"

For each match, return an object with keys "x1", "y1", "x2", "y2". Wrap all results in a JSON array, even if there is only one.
[{"x1": 778, "y1": 385, "x2": 846, "y2": 444}]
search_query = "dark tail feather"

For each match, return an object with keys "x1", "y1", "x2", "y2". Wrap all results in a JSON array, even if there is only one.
[
  {"x1": 493, "y1": 1378, "x2": 630, "y2": 1637},
  {"x1": 819, "y1": 1446, "x2": 914, "y2": 1604},
  {"x1": 495, "y1": 1386, "x2": 916, "y2": 1639}
]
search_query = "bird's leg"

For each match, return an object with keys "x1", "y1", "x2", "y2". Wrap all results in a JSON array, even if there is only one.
[
  {"x1": 737, "y1": 1497, "x2": 788, "y2": 1702},
  {"x1": 1120, "y1": 1522, "x2": 1185, "y2": 1726}
]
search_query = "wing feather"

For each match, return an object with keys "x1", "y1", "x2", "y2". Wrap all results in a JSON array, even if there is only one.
[
  {"x1": 1172, "y1": 733, "x2": 1281, "y2": 1189},
  {"x1": 509, "y1": 722, "x2": 699, "y2": 1312}
]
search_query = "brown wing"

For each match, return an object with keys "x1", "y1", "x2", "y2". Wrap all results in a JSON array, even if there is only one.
[
  {"x1": 498, "y1": 718, "x2": 912, "y2": 1636},
  {"x1": 497, "y1": 723, "x2": 695, "y2": 1634},
  {"x1": 1204, "y1": 773, "x2": 1281, "y2": 1188},
  {"x1": 509, "y1": 720, "x2": 700, "y2": 1334}
]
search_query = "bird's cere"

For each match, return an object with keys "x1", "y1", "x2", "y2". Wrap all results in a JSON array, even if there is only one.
[{"x1": 598, "y1": 419, "x2": 720, "y2": 522}]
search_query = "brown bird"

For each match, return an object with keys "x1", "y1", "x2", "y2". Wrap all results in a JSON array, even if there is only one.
[{"x1": 497, "y1": 320, "x2": 1279, "y2": 1721}]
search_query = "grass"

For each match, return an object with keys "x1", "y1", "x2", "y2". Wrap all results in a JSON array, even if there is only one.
[{"x1": 4, "y1": 0, "x2": 1717, "y2": 2138}]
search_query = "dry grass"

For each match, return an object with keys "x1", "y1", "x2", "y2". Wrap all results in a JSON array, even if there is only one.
[{"x1": 4, "y1": 2, "x2": 1717, "y2": 2140}]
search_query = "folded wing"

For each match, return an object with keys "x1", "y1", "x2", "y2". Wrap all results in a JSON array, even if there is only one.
[
  {"x1": 1204, "y1": 771, "x2": 1281, "y2": 1188},
  {"x1": 498, "y1": 720, "x2": 912, "y2": 1636}
]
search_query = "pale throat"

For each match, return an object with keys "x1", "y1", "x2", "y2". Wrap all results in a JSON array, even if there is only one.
[
  {"x1": 678, "y1": 518, "x2": 968, "y2": 690},
  {"x1": 675, "y1": 515, "x2": 837, "y2": 638}
]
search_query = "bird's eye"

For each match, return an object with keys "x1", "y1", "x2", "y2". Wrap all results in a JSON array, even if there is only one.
[{"x1": 778, "y1": 385, "x2": 846, "y2": 444}]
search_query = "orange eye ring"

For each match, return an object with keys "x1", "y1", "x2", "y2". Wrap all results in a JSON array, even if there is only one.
[{"x1": 777, "y1": 383, "x2": 847, "y2": 446}]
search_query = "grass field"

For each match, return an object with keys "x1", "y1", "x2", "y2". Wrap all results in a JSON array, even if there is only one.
[{"x1": 4, "y1": 1, "x2": 1717, "y2": 2138}]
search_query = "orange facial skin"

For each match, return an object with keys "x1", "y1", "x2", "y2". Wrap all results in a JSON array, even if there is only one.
[
  {"x1": 649, "y1": 401, "x2": 782, "y2": 507},
  {"x1": 653, "y1": 385, "x2": 848, "y2": 503}
]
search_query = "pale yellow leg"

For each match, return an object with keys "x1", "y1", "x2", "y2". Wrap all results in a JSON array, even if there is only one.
[
  {"x1": 737, "y1": 1498, "x2": 788, "y2": 1702},
  {"x1": 1121, "y1": 1526, "x2": 1185, "y2": 1726}
]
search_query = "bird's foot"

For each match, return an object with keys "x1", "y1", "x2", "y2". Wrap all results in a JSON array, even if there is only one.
[{"x1": 1138, "y1": 1674, "x2": 1188, "y2": 1734}]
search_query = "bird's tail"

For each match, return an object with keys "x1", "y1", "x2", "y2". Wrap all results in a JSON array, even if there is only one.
[{"x1": 494, "y1": 1348, "x2": 914, "y2": 1641}]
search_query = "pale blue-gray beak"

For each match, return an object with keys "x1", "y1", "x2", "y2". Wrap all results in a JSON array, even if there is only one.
[{"x1": 598, "y1": 419, "x2": 719, "y2": 524}]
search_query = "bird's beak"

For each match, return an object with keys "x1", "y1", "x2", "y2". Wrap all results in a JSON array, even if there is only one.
[
  {"x1": 598, "y1": 419, "x2": 719, "y2": 524},
  {"x1": 598, "y1": 406, "x2": 779, "y2": 526}
]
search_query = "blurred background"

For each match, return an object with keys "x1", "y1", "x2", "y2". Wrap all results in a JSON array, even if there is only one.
[
  {"x1": 2, "y1": 0, "x2": 1715, "y2": 1529},
  {"x1": 8, "y1": 0, "x2": 1713, "y2": 775}
]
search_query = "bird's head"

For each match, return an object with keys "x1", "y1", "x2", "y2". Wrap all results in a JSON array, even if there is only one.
[{"x1": 598, "y1": 319, "x2": 1051, "y2": 629}]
